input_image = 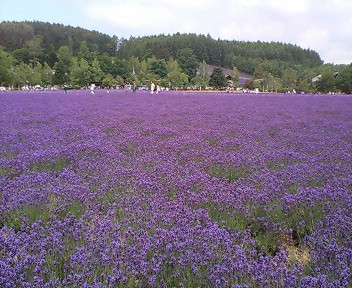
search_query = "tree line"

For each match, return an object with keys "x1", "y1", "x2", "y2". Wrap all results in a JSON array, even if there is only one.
[{"x1": 0, "y1": 21, "x2": 351, "y2": 93}]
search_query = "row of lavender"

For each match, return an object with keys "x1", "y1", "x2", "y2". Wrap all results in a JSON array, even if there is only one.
[{"x1": 1, "y1": 90, "x2": 351, "y2": 287}]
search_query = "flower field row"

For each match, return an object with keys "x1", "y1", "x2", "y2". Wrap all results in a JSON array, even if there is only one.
[{"x1": 1, "y1": 90, "x2": 351, "y2": 287}]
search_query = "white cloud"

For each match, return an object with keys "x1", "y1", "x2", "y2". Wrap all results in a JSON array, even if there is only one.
[
  {"x1": 266, "y1": 0, "x2": 308, "y2": 14},
  {"x1": 84, "y1": 1, "x2": 188, "y2": 35}
]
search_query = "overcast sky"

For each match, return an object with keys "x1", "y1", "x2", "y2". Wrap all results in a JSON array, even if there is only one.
[{"x1": 1, "y1": 0, "x2": 351, "y2": 65}]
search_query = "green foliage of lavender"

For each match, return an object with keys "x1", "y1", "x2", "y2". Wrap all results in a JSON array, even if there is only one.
[{"x1": 1, "y1": 90, "x2": 351, "y2": 287}]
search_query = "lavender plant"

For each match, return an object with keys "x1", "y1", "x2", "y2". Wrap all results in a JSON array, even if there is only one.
[{"x1": 1, "y1": 90, "x2": 351, "y2": 287}]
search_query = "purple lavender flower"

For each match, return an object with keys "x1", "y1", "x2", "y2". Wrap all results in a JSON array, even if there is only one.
[{"x1": 1, "y1": 90, "x2": 351, "y2": 287}]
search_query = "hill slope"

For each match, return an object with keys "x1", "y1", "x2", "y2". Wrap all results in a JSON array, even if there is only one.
[
  {"x1": 1, "y1": 21, "x2": 335, "y2": 92},
  {"x1": 0, "y1": 21, "x2": 116, "y2": 65},
  {"x1": 0, "y1": 21, "x2": 323, "y2": 76},
  {"x1": 117, "y1": 33, "x2": 323, "y2": 75}
]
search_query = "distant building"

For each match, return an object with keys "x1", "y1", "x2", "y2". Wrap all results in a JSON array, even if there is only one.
[
  {"x1": 312, "y1": 74, "x2": 322, "y2": 83},
  {"x1": 312, "y1": 72, "x2": 339, "y2": 83}
]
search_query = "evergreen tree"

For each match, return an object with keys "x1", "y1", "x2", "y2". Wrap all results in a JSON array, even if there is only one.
[
  {"x1": 149, "y1": 59, "x2": 167, "y2": 78},
  {"x1": 78, "y1": 41, "x2": 97, "y2": 62},
  {"x1": 113, "y1": 59, "x2": 130, "y2": 80},
  {"x1": 177, "y1": 48, "x2": 199, "y2": 80},
  {"x1": 209, "y1": 66, "x2": 227, "y2": 88}
]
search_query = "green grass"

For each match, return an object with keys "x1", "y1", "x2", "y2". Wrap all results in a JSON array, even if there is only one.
[
  {"x1": 0, "y1": 167, "x2": 21, "y2": 179},
  {"x1": 0, "y1": 167, "x2": 12, "y2": 176},
  {"x1": 120, "y1": 143, "x2": 138, "y2": 156},
  {"x1": 265, "y1": 159, "x2": 302, "y2": 172},
  {"x1": 209, "y1": 166, "x2": 250, "y2": 183},
  {"x1": 308, "y1": 179, "x2": 326, "y2": 188},
  {"x1": 29, "y1": 159, "x2": 70, "y2": 173},
  {"x1": 268, "y1": 128, "x2": 280, "y2": 138},
  {"x1": 160, "y1": 134, "x2": 174, "y2": 140},
  {"x1": 287, "y1": 183, "x2": 299, "y2": 194},
  {"x1": 207, "y1": 198, "x2": 326, "y2": 256},
  {"x1": 1, "y1": 203, "x2": 52, "y2": 231},
  {"x1": 266, "y1": 161, "x2": 284, "y2": 172},
  {"x1": 208, "y1": 206, "x2": 248, "y2": 232},
  {"x1": 206, "y1": 136, "x2": 218, "y2": 147},
  {"x1": 1, "y1": 195, "x2": 84, "y2": 231}
]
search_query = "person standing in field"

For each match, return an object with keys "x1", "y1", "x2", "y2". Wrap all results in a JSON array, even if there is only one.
[
  {"x1": 150, "y1": 81, "x2": 155, "y2": 94},
  {"x1": 90, "y1": 83, "x2": 95, "y2": 94},
  {"x1": 124, "y1": 83, "x2": 130, "y2": 93}
]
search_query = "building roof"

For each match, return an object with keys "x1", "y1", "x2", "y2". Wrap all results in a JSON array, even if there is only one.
[{"x1": 205, "y1": 64, "x2": 253, "y2": 85}]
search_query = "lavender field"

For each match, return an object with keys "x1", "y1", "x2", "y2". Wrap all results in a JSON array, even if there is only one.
[{"x1": 1, "y1": 90, "x2": 351, "y2": 287}]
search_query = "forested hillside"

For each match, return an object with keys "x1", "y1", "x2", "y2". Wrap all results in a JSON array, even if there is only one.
[
  {"x1": 1, "y1": 21, "x2": 351, "y2": 93},
  {"x1": 0, "y1": 21, "x2": 116, "y2": 66},
  {"x1": 117, "y1": 33, "x2": 323, "y2": 75}
]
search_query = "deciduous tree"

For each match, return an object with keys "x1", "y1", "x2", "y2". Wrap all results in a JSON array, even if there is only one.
[
  {"x1": 0, "y1": 47, "x2": 14, "y2": 85},
  {"x1": 336, "y1": 64, "x2": 352, "y2": 94}
]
